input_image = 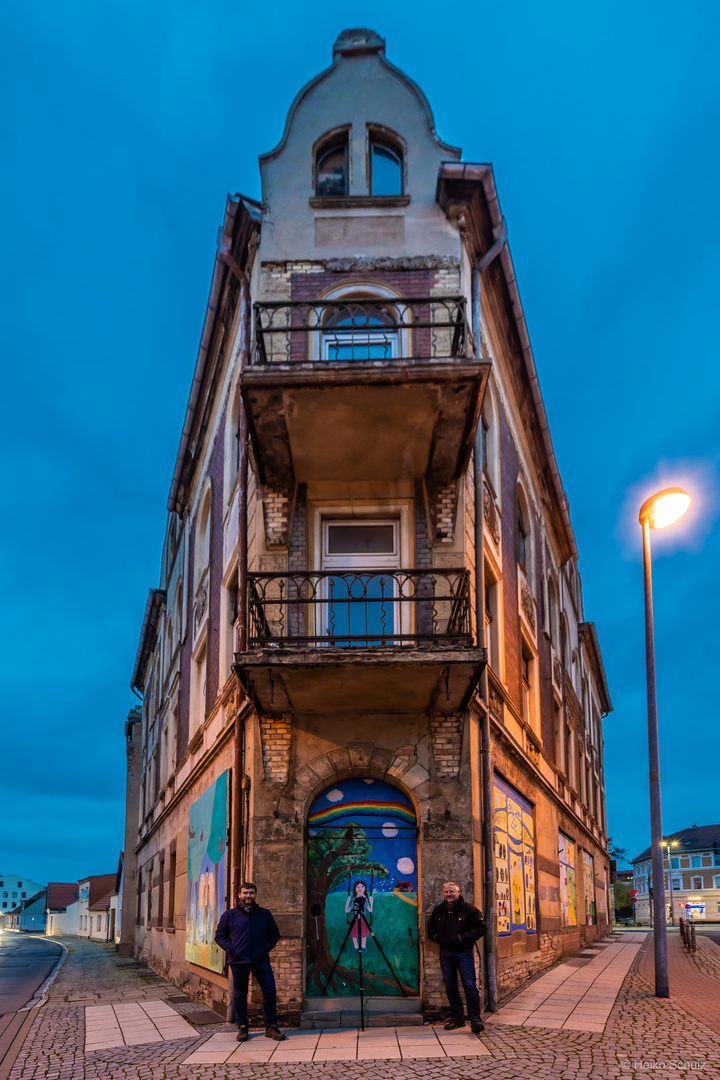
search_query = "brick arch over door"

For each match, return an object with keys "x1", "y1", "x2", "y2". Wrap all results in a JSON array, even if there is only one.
[{"x1": 280, "y1": 743, "x2": 430, "y2": 822}]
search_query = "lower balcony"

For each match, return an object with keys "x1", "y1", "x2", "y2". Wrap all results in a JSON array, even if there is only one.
[{"x1": 234, "y1": 569, "x2": 485, "y2": 716}]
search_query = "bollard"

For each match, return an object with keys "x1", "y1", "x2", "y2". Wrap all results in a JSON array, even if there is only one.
[
  {"x1": 679, "y1": 917, "x2": 685, "y2": 944},
  {"x1": 691, "y1": 924, "x2": 697, "y2": 953}
]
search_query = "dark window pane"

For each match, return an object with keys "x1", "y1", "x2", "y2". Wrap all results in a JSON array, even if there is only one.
[
  {"x1": 327, "y1": 524, "x2": 395, "y2": 554},
  {"x1": 371, "y1": 144, "x2": 402, "y2": 196},
  {"x1": 317, "y1": 145, "x2": 347, "y2": 196}
]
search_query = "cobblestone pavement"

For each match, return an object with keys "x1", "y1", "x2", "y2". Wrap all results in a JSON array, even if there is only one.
[
  {"x1": 637, "y1": 929, "x2": 720, "y2": 1036},
  {"x1": 7, "y1": 934, "x2": 720, "y2": 1080}
]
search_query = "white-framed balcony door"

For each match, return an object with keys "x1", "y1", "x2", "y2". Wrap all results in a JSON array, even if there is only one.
[{"x1": 320, "y1": 520, "x2": 402, "y2": 645}]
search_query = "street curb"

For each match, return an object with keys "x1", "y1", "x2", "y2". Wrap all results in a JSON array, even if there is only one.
[{"x1": 19, "y1": 940, "x2": 68, "y2": 1011}]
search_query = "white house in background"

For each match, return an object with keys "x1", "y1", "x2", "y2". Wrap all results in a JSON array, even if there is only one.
[
  {"x1": 110, "y1": 854, "x2": 124, "y2": 945},
  {"x1": 3, "y1": 890, "x2": 47, "y2": 932},
  {"x1": 0, "y1": 872, "x2": 43, "y2": 914},
  {"x1": 77, "y1": 861, "x2": 123, "y2": 942},
  {"x1": 77, "y1": 873, "x2": 117, "y2": 940},
  {"x1": 46, "y1": 882, "x2": 80, "y2": 937}
]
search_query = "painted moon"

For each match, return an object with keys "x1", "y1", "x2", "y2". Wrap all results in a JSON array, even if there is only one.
[
  {"x1": 397, "y1": 857, "x2": 415, "y2": 874},
  {"x1": 382, "y1": 822, "x2": 398, "y2": 837}
]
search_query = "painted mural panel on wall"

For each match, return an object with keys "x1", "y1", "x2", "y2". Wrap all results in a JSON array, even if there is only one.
[
  {"x1": 493, "y1": 774, "x2": 536, "y2": 936},
  {"x1": 583, "y1": 851, "x2": 596, "y2": 925},
  {"x1": 306, "y1": 778, "x2": 419, "y2": 998},
  {"x1": 186, "y1": 770, "x2": 228, "y2": 972},
  {"x1": 559, "y1": 832, "x2": 577, "y2": 927}
]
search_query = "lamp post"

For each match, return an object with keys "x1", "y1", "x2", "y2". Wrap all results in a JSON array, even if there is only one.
[
  {"x1": 639, "y1": 486, "x2": 691, "y2": 998},
  {"x1": 663, "y1": 839, "x2": 678, "y2": 927}
]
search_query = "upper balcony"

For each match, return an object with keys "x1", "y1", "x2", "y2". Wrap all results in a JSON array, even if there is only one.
[
  {"x1": 234, "y1": 567, "x2": 485, "y2": 716},
  {"x1": 241, "y1": 295, "x2": 490, "y2": 486}
]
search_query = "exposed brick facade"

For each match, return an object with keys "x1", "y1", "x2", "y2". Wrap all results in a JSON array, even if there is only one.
[
  {"x1": 261, "y1": 484, "x2": 294, "y2": 547},
  {"x1": 429, "y1": 714, "x2": 463, "y2": 782},
  {"x1": 260, "y1": 715, "x2": 293, "y2": 784}
]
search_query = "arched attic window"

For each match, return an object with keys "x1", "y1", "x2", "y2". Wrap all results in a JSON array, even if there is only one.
[
  {"x1": 561, "y1": 614, "x2": 571, "y2": 673},
  {"x1": 195, "y1": 485, "x2": 212, "y2": 594},
  {"x1": 548, "y1": 573, "x2": 560, "y2": 647},
  {"x1": 480, "y1": 383, "x2": 499, "y2": 494},
  {"x1": 225, "y1": 382, "x2": 242, "y2": 504},
  {"x1": 516, "y1": 482, "x2": 534, "y2": 582},
  {"x1": 315, "y1": 130, "x2": 350, "y2": 197}
]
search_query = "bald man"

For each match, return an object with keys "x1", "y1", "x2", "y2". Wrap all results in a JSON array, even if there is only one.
[{"x1": 426, "y1": 882, "x2": 486, "y2": 1033}]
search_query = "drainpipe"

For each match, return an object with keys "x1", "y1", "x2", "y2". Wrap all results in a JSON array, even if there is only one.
[
  {"x1": 233, "y1": 274, "x2": 250, "y2": 902},
  {"x1": 471, "y1": 227, "x2": 505, "y2": 1014},
  {"x1": 227, "y1": 273, "x2": 251, "y2": 1026}
]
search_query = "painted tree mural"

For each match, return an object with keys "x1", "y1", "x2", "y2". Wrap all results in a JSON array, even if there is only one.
[
  {"x1": 307, "y1": 823, "x2": 388, "y2": 994},
  {"x1": 305, "y1": 779, "x2": 419, "y2": 998}
]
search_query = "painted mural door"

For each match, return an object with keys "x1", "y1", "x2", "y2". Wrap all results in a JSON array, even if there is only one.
[{"x1": 306, "y1": 778, "x2": 419, "y2": 997}]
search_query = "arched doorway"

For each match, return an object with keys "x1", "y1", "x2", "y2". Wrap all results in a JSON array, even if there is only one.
[{"x1": 306, "y1": 778, "x2": 419, "y2": 998}]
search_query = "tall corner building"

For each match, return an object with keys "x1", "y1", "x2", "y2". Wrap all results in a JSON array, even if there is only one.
[{"x1": 125, "y1": 27, "x2": 613, "y2": 1023}]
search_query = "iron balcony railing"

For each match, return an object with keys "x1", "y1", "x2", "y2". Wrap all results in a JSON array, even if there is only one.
[
  {"x1": 252, "y1": 296, "x2": 472, "y2": 365},
  {"x1": 247, "y1": 569, "x2": 472, "y2": 647}
]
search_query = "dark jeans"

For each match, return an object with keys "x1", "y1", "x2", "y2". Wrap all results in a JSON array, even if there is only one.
[
  {"x1": 439, "y1": 948, "x2": 481, "y2": 1022},
  {"x1": 230, "y1": 960, "x2": 277, "y2": 1027}
]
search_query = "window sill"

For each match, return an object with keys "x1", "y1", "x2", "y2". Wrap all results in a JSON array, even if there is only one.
[{"x1": 310, "y1": 195, "x2": 410, "y2": 209}]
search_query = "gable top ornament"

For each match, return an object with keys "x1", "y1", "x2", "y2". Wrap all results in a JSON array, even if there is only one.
[{"x1": 333, "y1": 28, "x2": 386, "y2": 57}]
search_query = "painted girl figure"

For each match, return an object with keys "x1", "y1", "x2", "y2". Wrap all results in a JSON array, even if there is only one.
[{"x1": 345, "y1": 880, "x2": 373, "y2": 952}]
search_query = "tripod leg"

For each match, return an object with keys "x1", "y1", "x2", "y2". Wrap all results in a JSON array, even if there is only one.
[
  {"x1": 358, "y1": 943, "x2": 364, "y2": 1031},
  {"x1": 368, "y1": 929, "x2": 408, "y2": 997},
  {"x1": 321, "y1": 915, "x2": 356, "y2": 997}
]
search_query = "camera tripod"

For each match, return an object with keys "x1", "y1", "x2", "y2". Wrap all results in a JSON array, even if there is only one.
[{"x1": 320, "y1": 909, "x2": 407, "y2": 1030}]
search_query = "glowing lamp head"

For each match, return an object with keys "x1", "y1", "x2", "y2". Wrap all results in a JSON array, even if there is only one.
[{"x1": 638, "y1": 487, "x2": 691, "y2": 529}]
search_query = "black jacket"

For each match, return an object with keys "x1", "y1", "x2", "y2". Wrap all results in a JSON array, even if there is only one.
[
  {"x1": 426, "y1": 896, "x2": 487, "y2": 951},
  {"x1": 214, "y1": 903, "x2": 280, "y2": 963}
]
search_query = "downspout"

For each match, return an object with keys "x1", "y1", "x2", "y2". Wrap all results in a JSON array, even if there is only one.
[
  {"x1": 471, "y1": 228, "x2": 505, "y2": 1014},
  {"x1": 228, "y1": 267, "x2": 251, "y2": 1026},
  {"x1": 233, "y1": 273, "x2": 250, "y2": 902}
]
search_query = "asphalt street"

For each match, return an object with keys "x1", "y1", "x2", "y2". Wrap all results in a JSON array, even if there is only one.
[{"x1": 0, "y1": 932, "x2": 62, "y2": 1015}]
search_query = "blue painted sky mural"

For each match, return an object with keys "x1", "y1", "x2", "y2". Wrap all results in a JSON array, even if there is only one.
[
  {"x1": 2, "y1": 1, "x2": 718, "y2": 882},
  {"x1": 308, "y1": 778, "x2": 418, "y2": 894}
]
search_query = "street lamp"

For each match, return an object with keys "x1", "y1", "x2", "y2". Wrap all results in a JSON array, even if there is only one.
[
  {"x1": 639, "y1": 486, "x2": 691, "y2": 998},
  {"x1": 662, "y1": 839, "x2": 679, "y2": 927}
]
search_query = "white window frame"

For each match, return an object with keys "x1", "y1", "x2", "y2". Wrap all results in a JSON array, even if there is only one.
[
  {"x1": 320, "y1": 519, "x2": 401, "y2": 642},
  {"x1": 311, "y1": 502, "x2": 412, "y2": 643}
]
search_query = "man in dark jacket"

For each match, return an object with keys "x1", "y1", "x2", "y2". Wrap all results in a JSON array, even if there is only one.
[
  {"x1": 426, "y1": 881, "x2": 487, "y2": 1033},
  {"x1": 214, "y1": 882, "x2": 286, "y2": 1042}
]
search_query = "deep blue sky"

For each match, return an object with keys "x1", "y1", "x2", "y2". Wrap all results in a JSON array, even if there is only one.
[{"x1": 2, "y1": 1, "x2": 718, "y2": 885}]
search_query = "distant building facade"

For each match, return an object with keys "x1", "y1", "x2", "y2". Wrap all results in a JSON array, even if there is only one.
[
  {"x1": 2, "y1": 889, "x2": 47, "y2": 932},
  {"x1": 77, "y1": 874, "x2": 118, "y2": 940},
  {"x1": 46, "y1": 882, "x2": 80, "y2": 937},
  {"x1": 124, "y1": 28, "x2": 612, "y2": 1022},
  {"x1": 0, "y1": 873, "x2": 42, "y2": 915},
  {"x1": 633, "y1": 824, "x2": 720, "y2": 924}
]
